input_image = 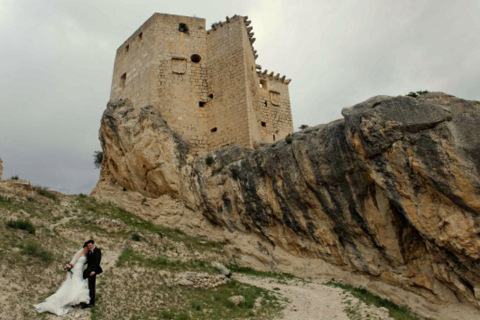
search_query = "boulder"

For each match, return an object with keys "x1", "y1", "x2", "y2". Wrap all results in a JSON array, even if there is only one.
[
  {"x1": 228, "y1": 295, "x2": 245, "y2": 306},
  {"x1": 212, "y1": 262, "x2": 231, "y2": 278}
]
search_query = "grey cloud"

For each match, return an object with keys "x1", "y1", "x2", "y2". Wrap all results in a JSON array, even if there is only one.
[{"x1": 1, "y1": 0, "x2": 479, "y2": 193}]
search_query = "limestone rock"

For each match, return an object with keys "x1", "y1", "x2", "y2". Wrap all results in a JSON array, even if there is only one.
[
  {"x1": 5, "y1": 179, "x2": 33, "y2": 195},
  {"x1": 228, "y1": 295, "x2": 245, "y2": 305},
  {"x1": 96, "y1": 217, "x2": 128, "y2": 232},
  {"x1": 94, "y1": 99, "x2": 192, "y2": 201},
  {"x1": 212, "y1": 262, "x2": 231, "y2": 278},
  {"x1": 94, "y1": 92, "x2": 480, "y2": 308}
]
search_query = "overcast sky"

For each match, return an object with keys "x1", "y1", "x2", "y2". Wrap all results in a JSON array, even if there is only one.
[{"x1": 1, "y1": 0, "x2": 479, "y2": 194}]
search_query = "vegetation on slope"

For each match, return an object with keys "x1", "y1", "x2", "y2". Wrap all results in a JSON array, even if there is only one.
[{"x1": 0, "y1": 184, "x2": 281, "y2": 320}]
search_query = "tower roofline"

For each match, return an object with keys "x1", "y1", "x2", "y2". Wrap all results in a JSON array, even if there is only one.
[{"x1": 116, "y1": 13, "x2": 206, "y2": 51}]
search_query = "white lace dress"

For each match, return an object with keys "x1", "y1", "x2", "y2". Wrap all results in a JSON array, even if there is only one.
[{"x1": 34, "y1": 254, "x2": 90, "y2": 315}]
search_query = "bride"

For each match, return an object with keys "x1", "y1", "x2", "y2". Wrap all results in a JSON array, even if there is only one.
[{"x1": 34, "y1": 243, "x2": 90, "y2": 315}]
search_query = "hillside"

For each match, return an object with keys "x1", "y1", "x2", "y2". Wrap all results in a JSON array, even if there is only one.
[
  {"x1": 1, "y1": 179, "x2": 458, "y2": 320},
  {"x1": 0, "y1": 180, "x2": 284, "y2": 319}
]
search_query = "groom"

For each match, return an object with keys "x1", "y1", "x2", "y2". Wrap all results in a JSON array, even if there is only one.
[{"x1": 82, "y1": 239, "x2": 103, "y2": 308}]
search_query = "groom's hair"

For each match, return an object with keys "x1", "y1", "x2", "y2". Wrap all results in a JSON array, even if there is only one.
[{"x1": 86, "y1": 239, "x2": 95, "y2": 245}]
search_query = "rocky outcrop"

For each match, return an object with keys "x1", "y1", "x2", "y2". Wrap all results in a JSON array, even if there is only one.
[{"x1": 93, "y1": 93, "x2": 480, "y2": 308}]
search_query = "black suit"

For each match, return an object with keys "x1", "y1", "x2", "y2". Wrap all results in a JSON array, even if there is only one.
[{"x1": 83, "y1": 247, "x2": 102, "y2": 305}]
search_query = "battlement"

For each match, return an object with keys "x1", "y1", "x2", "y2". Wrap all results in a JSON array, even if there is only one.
[
  {"x1": 109, "y1": 13, "x2": 293, "y2": 154},
  {"x1": 257, "y1": 69, "x2": 292, "y2": 84},
  {"x1": 208, "y1": 15, "x2": 258, "y2": 60}
]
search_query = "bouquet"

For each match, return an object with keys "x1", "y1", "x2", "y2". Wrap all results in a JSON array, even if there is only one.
[{"x1": 63, "y1": 262, "x2": 73, "y2": 277}]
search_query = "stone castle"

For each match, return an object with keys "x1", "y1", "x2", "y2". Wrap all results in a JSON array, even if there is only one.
[{"x1": 109, "y1": 13, "x2": 293, "y2": 153}]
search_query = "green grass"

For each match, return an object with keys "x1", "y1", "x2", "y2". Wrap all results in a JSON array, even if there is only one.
[
  {"x1": 36, "y1": 187, "x2": 58, "y2": 201},
  {"x1": 6, "y1": 219, "x2": 36, "y2": 234},
  {"x1": 116, "y1": 247, "x2": 212, "y2": 272},
  {"x1": 130, "y1": 232, "x2": 142, "y2": 241},
  {"x1": 74, "y1": 195, "x2": 224, "y2": 252},
  {"x1": 185, "y1": 279, "x2": 280, "y2": 319},
  {"x1": 325, "y1": 278, "x2": 424, "y2": 320},
  {"x1": 0, "y1": 194, "x2": 15, "y2": 210},
  {"x1": 285, "y1": 134, "x2": 293, "y2": 144},
  {"x1": 21, "y1": 239, "x2": 53, "y2": 265},
  {"x1": 148, "y1": 280, "x2": 280, "y2": 320},
  {"x1": 228, "y1": 264, "x2": 296, "y2": 281}
]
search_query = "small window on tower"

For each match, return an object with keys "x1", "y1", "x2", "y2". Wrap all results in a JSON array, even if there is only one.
[
  {"x1": 126, "y1": 44, "x2": 129, "y2": 52},
  {"x1": 211, "y1": 127, "x2": 218, "y2": 133},
  {"x1": 264, "y1": 100, "x2": 268, "y2": 107},
  {"x1": 261, "y1": 121, "x2": 266, "y2": 127},
  {"x1": 273, "y1": 135, "x2": 276, "y2": 141},
  {"x1": 199, "y1": 101, "x2": 206, "y2": 107},
  {"x1": 179, "y1": 23, "x2": 189, "y2": 34},
  {"x1": 208, "y1": 94, "x2": 214, "y2": 99},
  {"x1": 191, "y1": 54, "x2": 201, "y2": 63},
  {"x1": 260, "y1": 79, "x2": 267, "y2": 89},
  {"x1": 120, "y1": 73, "x2": 127, "y2": 89},
  {"x1": 139, "y1": 32, "x2": 143, "y2": 40}
]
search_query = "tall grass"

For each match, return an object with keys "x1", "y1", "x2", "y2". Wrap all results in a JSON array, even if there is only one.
[
  {"x1": 36, "y1": 187, "x2": 58, "y2": 201},
  {"x1": 6, "y1": 219, "x2": 36, "y2": 234},
  {"x1": 21, "y1": 239, "x2": 53, "y2": 264}
]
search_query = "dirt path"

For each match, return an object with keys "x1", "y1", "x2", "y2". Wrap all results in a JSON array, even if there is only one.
[{"x1": 235, "y1": 275, "x2": 393, "y2": 320}]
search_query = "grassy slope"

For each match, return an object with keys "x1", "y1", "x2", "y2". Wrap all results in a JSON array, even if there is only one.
[
  {"x1": 0, "y1": 185, "x2": 281, "y2": 320},
  {"x1": 0, "y1": 183, "x2": 430, "y2": 320}
]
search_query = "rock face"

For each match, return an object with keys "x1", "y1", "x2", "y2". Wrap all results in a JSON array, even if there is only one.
[{"x1": 93, "y1": 93, "x2": 480, "y2": 308}]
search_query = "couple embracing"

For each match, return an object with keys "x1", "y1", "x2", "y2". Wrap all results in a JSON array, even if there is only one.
[{"x1": 34, "y1": 239, "x2": 103, "y2": 315}]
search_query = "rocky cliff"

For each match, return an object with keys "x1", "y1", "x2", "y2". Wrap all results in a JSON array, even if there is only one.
[{"x1": 93, "y1": 92, "x2": 480, "y2": 309}]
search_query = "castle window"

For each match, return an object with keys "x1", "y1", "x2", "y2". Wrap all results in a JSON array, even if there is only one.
[
  {"x1": 273, "y1": 135, "x2": 276, "y2": 141},
  {"x1": 199, "y1": 101, "x2": 206, "y2": 107},
  {"x1": 260, "y1": 79, "x2": 267, "y2": 89},
  {"x1": 139, "y1": 32, "x2": 143, "y2": 40},
  {"x1": 120, "y1": 73, "x2": 127, "y2": 89},
  {"x1": 264, "y1": 100, "x2": 268, "y2": 107},
  {"x1": 191, "y1": 54, "x2": 201, "y2": 63},
  {"x1": 126, "y1": 44, "x2": 129, "y2": 52},
  {"x1": 208, "y1": 94, "x2": 214, "y2": 99},
  {"x1": 261, "y1": 121, "x2": 266, "y2": 127},
  {"x1": 211, "y1": 127, "x2": 217, "y2": 133},
  {"x1": 179, "y1": 23, "x2": 189, "y2": 33}
]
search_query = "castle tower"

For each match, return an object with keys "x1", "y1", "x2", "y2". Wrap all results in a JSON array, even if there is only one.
[{"x1": 110, "y1": 13, "x2": 293, "y2": 154}]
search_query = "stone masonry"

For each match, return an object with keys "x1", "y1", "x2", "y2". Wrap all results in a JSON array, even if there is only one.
[{"x1": 109, "y1": 13, "x2": 293, "y2": 154}]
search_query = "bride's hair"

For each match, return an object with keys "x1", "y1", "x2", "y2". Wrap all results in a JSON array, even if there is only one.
[{"x1": 83, "y1": 242, "x2": 89, "y2": 248}]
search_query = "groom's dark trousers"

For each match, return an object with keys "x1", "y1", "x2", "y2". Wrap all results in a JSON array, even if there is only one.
[
  {"x1": 88, "y1": 275, "x2": 96, "y2": 305},
  {"x1": 83, "y1": 248, "x2": 102, "y2": 305}
]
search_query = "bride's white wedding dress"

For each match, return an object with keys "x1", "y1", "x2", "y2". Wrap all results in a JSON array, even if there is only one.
[{"x1": 34, "y1": 250, "x2": 90, "y2": 316}]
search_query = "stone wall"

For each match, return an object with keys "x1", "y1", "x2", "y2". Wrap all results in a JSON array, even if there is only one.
[
  {"x1": 256, "y1": 72, "x2": 294, "y2": 143},
  {"x1": 110, "y1": 14, "x2": 209, "y2": 154},
  {"x1": 205, "y1": 16, "x2": 251, "y2": 150}
]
